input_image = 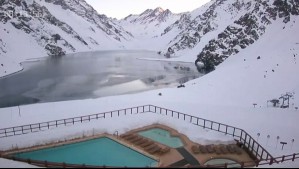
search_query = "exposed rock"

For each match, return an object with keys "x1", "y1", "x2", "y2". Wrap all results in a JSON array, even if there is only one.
[
  {"x1": 45, "y1": 44, "x2": 65, "y2": 56},
  {"x1": 196, "y1": 0, "x2": 299, "y2": 72}
]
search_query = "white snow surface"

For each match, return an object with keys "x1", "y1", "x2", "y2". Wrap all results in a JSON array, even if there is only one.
[
  {"x1": 1, "y1": 0, "x2": 299, "y2": 168},
  {"x1": 0, "y1": 158, "x2": 39, "y2": 168},
  {"x1": 0, "y1": 15, "x2": 299, "y2": 167}
]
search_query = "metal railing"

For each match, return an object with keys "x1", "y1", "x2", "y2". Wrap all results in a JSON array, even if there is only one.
[
  {"x1": 148, "y1": 105, "x2": 275, "y2": 163},
  {"x1": 5, "y1": 153, "x2": 299, "y2": 168},
  {"x1": 1, "y1": 104, "x2": 298, "y2": 167},
  {"x1": 0, "y1": 105, "x2": 151, "y2": 138}
]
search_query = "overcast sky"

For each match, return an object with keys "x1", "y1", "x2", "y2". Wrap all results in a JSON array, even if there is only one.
[{"x1": 85, "y1": 0, "x2": 211, "y2": 19}]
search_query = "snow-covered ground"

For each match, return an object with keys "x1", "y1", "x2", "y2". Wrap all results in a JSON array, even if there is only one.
[
  {"x1": 1, "y1": 14, "x2": 299, "y2": 168},
  {"x1": 0, "y1": 158, "x2": 39, "y2": 168}
]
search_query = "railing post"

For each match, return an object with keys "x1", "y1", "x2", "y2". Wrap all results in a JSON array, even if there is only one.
[
  {"x1": 225, "y1": 126, "x2": 227, "y2": 134},
  {"x1": 281, "y1": 155, "x2": 285, "y2": 162},
  {"x1": 252, "y1": 141, "x2": 255, "y2": 153},
  {"x1": 248, "y1": 138, "x2": 252, "y2": 151},
  {"x1": 255, "y1": 160, "x2": 259, "y2": 167},
  {"x1": 244, "y1": 134, "x2": 248, "y2": 147},
  {"x1": 218, "y1": 124, "x2": 220, "y2": 131},
  {"x1": 240, "y1": 130, "x2": 243, "y2": 142},
  {"x1": 203, "y1": 120, "x2": 206, "y2": 129},
  {"x1": 233, "y1": 128, "x2": 235, "y2": 137},
  {"x1": 241, "y1": 162, "x2": 244, "y2": 168},
  {"x1": 224, "y1": 163, "x2": 227, "y2": 168},
  {"x1": 293, "y1": 153, "x2": 296, "y2": 161},
  {"x1": 256, "y1": 145, "x2": 259, "y2": 158},
  {"x1": 270, "y1": 158, "x2": 273, "y2": 165}
]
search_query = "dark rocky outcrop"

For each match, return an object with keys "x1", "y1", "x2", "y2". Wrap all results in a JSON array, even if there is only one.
[
  {"x1": 196, "y1": 0, "x2": 299, "y2": 72},
  {"x1": 45, "y1": 44, "x2": 65, "y2": 56}
]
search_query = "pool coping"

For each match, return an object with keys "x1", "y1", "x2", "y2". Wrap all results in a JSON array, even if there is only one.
[
  {"x1": 127, "y1": 124, "x2": 188, "y2": 147},
  {"x1": 121, "y1": 123, "x2": 256, "y2": 167},
  {"x1": 1, "y1": 134, "x2": 159, "y2": 163},
  {"x1": 1, "y1": 124, "x2": 256, "y2": 167},
  {"x1": 137, "y1": 127, "x2": 185, "y2": 148}
]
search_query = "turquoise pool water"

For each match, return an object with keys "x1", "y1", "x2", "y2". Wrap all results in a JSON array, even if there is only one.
[
  {"x1": 14, "y1": 137, "x2": 157, "y2": 167},
  {"x1": 138, "y1": 128, "x2": 184, "y2": 148}
]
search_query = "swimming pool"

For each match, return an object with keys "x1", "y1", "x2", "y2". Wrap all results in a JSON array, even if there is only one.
[
  {"x1": 138, "y1": 128, "x2": 184, "y2": 148},
  {"x1": 204, "y1": 159, "x2": 241, "y2": 168},
  {"x1": 14, "y1": 137, "x2": 157, "y2": 167}
]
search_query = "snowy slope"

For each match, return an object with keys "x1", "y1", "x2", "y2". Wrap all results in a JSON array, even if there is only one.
[
  {"x1": 0, "y1": 158, "x2": 39, "y2": 168},
  {"x1": 196, "y1": 0, "x2": 299, "y2": 71},
  {"x1": 0, "y1": 0, "x2": 132, "y2": 77},
  {"x1": 119, "y1": 7, "x2": 181, "y2": 38},
  {"x1": 0, "y1": 15, "x2": 299, "y2": 167},
  {"x1": 119, "y1": 7, "x2": 182, "y2": 51},
  {"x1": 162, "y1": 0, "x2": 254, "y2": 58}
]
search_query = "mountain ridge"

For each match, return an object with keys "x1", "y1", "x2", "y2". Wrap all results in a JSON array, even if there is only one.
[{"x1": 1, "y1": 0, "x2": 299, "y2": 77}]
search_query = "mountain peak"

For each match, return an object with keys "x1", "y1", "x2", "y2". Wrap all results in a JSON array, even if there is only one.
[{"x1": 154, "y1": 7, "x2": 164, "y2": 13}]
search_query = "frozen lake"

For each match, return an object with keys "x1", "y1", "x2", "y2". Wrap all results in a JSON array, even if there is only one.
[{"x1": 0, "y1": 50, "x2": 201, "y2": 108}]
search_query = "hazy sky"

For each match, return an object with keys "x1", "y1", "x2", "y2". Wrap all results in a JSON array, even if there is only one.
[{"x1": 85, "y1": 0, "x2": 211, "y2": 19}]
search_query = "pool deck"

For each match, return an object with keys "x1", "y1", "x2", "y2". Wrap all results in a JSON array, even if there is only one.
[
  {"x1": 119, "y1": 124, "x2": 256, "y2": 167},
  {"x1": 1, "y1": 123, "x2": 256, "y2": 167}
]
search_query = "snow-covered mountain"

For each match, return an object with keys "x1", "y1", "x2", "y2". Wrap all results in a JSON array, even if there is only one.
[
  {"x1": 160, "y1": 0, "x2": 299, "y2": 71},
  {"x1": 162, "y1": 0, "x2": 248, "y2": 57},
  {"x1": 196, "y1": 0, "x2": 299, "y2": 72},
  {"x1": 1, "y1": 0, "x2": 299, "y2": 77},
  {"x1": 0, "y1": 0, "x2": 133, "y2": 77},
  {"x1": 119, "y1": 7, "x2": 181, "y2": 38}
]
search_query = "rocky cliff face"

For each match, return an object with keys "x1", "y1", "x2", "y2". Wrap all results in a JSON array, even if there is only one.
[
  {"x1": 163, "y1": 0, "x2": 249, "y2": 56},
  {"x1": 1, "y1": 0, "x2": 298, "y2": 77},
  {"x1": 0, "y1": 0, "x2": 132, "y2": 57},
  {"x1": 196, "y1": 0, "x2": 299, "y2": 72}
]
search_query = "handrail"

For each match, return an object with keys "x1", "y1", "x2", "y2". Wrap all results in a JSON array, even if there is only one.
[
  {"x1": 5, "y1": 153, "x2": 299, "y2": 168},
  {"x1": 1, "y1": 104, "x2": 298, "y2": 168},
  {"x1": 148, "y1": 105, "x2": 276, "y2": 163},
  {"x1": 0, "y1": 105, "x2": 151, "y2": 138}
]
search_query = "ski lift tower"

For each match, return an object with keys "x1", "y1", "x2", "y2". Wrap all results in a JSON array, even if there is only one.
[{"x1": 279, "y1": 92, "x2": 294, "y2": 108}]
